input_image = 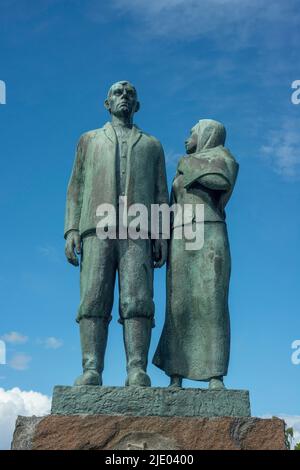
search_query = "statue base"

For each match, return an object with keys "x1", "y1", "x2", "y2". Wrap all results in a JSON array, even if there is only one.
[
  {"x1": 51, "y1": 385, "x2": 251, "y2": 417},
  {"x1": 12, "y1": 414, "x2": 286, "y2": 450},
  {"x1": 11, "y1": 385, "x2": 286, "y2": 450}
]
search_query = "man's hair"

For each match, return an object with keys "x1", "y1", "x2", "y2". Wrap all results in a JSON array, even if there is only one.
[{"x1": 107, "y1": 81, "x2": 137, "y2": 99}]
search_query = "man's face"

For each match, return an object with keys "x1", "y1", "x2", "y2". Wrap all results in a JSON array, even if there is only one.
[{"x1": 105, "y1": 83, "x2": 139, "y2": 118}]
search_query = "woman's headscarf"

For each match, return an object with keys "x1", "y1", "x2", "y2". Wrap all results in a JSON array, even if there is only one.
[
  {"x1": 174, "y1": 118, "x2": 238, "y2": 213},
  {"x1": 192, "y1": 119, "x2": 226, "y2": 152}
]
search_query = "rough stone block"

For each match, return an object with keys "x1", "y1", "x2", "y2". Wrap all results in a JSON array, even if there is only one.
[
  {"x1": 51, "y1": 386, "x2": 251, "y2": 417},
  {"x1": 11, "y1": 415, "x2": 287, "y2": 450}
]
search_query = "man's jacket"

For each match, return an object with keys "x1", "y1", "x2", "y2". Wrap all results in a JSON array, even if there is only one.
[{"x1": 64, "y1": 122, "x2": 169, "y2": 238}]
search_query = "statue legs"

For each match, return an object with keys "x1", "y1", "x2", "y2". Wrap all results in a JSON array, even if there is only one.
[
  {"x1": 119, "y1": 239, "x2": 154, "y2": 387},
  {"x1": 74, "y1": 317, "x2": 109, "y2": 386},
  {"x1": 123, "y1": 317, "x2": 152, "y2": 387},
  {"x1": 75, "y1": 237, "x2": 114, "y2": 386},
  {"x1": 75, "y1": 237, "x2": 154, "y2": 386}
]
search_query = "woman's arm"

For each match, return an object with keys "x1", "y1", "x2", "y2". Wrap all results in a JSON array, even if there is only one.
[{"x1": 197, "y1": 173, "x2": 231, "y2": 191}]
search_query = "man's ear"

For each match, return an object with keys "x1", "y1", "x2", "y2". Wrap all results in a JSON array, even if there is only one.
[
  {"x1": 135, "y1": 101, "x2": 140, "y2": 113},
  {"x1": 104, "y1": 99, "x2": 110, "y2": 112}
]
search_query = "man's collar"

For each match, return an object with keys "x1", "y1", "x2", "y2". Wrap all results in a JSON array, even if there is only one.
[
  {"x1": 103, "y1": 122, "x2": 142, "y2": 147},
  {"x1": 111, "y1": 122, "x2": 133, "y2": 130}
]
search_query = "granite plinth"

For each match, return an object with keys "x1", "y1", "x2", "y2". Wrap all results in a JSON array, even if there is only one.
[
  {"x1": 12, "y1": 415, "x2": 286, "y2": 450},
  {"x1": 51, "y1": 385, "x2": 251, "y2": 417}
]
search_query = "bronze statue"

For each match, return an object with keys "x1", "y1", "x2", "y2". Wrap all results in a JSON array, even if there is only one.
[
  {"x1": 153, "y1": 119, "x2": 239, "y2": 390},
  {"x1": 64, "y1": 81, "x2": 168, "y2": 387}
]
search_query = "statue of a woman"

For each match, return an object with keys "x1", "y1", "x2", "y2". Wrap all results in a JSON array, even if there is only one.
[{"x1": 153, "y1": 119, "x2": 239, "y2": 390}]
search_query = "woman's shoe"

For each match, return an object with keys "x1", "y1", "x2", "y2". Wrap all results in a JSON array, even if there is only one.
[
  {"x1": 209, "y1": 376, "x2": 225, "y2": 390},
  {"x1": 168, "y1": 375, "x2": 183, "y2": 388}
]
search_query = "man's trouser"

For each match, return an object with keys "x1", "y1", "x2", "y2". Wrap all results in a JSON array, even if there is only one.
[
  {"x1": 77, "y1": 236, "x2": 154, "y2": 325},
  {"x1": 75, "y1": 235, "x2": 154, "y2": 386}
]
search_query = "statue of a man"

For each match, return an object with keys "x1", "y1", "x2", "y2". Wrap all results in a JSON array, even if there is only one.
[{"x1": 64, "y1": 81, "x2": 169, "y2": 387}]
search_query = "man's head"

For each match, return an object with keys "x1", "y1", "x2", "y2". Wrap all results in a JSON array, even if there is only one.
[{"x1": 104, "y1": 81, "x2": 140, "y2": 119}]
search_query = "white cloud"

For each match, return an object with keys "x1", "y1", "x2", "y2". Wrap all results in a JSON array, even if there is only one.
[
  {"x1": 0, "y1": 387, "x2": 51, "y2": 450},
  {"x1": 37, "y1": 337, "x2": 64, "y2": 349},
  {"x1": 103, "y1": 0, "x2": 299, "y2": 47},
  {"x1": 282, "y1": 415, "x2": 300, "y2": 448},
  {"x1": 37, "y1": 245, "x2": 61, "y2": 263},
  {"x1": 263, "y1": 414, "x2": 300, "y2": 449},
  {"x1": 261, "y1": 120, "x2": 300, "y2": 179},
  {"x1": 1, "y1": 332, "x2": 28, "y2": 344},
  {"x1": 283, "y1": 415, "x2": 300, "y2": 448},
  {"x1": 41, "y1": 337, "x2": 63, "y2": 350},
  {"x1": 8, "y1": 353, "x2": 32, "y2": 371},
  {"x1": 165, "y1": 150, "x2": 182, "y2": 167}
]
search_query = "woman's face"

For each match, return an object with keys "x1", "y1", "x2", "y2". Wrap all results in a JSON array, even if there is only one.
[{"x1": 185, "y1": 128, "x2": 198, "y2": 154}]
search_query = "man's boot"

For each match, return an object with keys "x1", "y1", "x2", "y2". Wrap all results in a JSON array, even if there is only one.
[
  {"x1": 123, "y1": 317, "x2": 152, "y2": 387},
  {"x1": 74, "y1": 317, "x2": 109, "y2": 386}
]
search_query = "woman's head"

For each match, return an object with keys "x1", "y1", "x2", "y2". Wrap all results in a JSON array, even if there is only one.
[{"x1": 185, "y1": 119, "x2": 226, "y2": 154}]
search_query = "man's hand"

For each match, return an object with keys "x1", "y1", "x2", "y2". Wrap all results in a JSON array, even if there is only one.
[
  {"x1": 152, "y1": 239, "x2": 168, "y2": 268},
  {"x1": 65, "y1": 230, "x2": 81, "y2": 267}
]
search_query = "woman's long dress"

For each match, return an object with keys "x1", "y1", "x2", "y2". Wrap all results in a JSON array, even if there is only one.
[{"x1": 153, "y1": 146, "x2": 238, "y2": 381}]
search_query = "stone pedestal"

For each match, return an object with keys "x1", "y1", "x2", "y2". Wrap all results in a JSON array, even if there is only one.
[
  {"x1": 10, "y1": 385, "x2": 287, "y2": 450},
  {"x1": 51, "y1": 385, "x2": 251, "y2": 417},
  {"x1": 12, "y1": 414, "x2": 286, "y2": 450}
]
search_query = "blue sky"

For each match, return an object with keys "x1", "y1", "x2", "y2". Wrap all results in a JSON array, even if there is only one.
[{"x1": 0, "y1": 0, "x2": 300, "y2": 433}]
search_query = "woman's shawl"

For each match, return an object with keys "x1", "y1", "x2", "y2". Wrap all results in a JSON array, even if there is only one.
[{"x1": 176, "y1": 145, "x2": 239, "y2": 212}]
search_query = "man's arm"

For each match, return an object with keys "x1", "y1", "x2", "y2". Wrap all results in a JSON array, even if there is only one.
[
  {"x1": 155, "y1": 143, "x2": 169, "y2": 207},
  {"x1": 153, "y1": 143, "x2": 169, "y2": 268},
  {"x1": 64, "y1": 135, "x2": 86, "y2": 266}
]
